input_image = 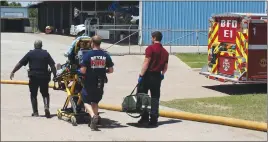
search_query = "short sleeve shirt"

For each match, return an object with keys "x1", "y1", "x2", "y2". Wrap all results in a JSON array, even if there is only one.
[
  {"x1": 80, "y1": 50, "x2": 114, "y2": 84},
  {"x1": 145, "y1": 43, "x2": 169, "y2": 72},
  {"x1": 19, "y1": 49, "x2": 55, "y2": 71}
]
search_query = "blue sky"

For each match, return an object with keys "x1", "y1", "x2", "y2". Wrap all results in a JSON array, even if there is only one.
[
  {"x1": 20, "y1": 2, "x2": 31, "y2": 7},
  {"x1": 8, "y1": 1, "x2": 37, "y2": 7}
]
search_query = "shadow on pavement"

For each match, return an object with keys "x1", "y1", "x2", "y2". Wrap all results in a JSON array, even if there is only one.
[
  {"x1": 126, "y1": 119, "x2": 182, "y2": 128},
  {"x1": 203, "y1": 83, "x2": 267, "y2": 95},
  {"x1": 23, "y1": 114, "x2": 57, "y2": 118},
  {"x1": 98, "y1": 118, "x2": 129, "y2": 129},
  {"x1": 78, "y1": 115, "x2": 128, "y2": 129},
  {"x1": 39, "y1": 114, "x2": 57, "y2": 118}
]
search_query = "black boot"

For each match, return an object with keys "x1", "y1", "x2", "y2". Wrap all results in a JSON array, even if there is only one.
[
  {"x1": 138, "y1": 111, "x2": 149, "y2": 124},
  {"x1": 43, "y1": 96, "x2": 51, "y2": 118},
  {"x1": 149, "y1": 98, "x2": 159, "y2": 127},
  {"x1": 148, "y1": 114, "x2": 158, "y2": 127},
  {"x1": 31, "y1": 97, "x2": 39, "y2": 117}
]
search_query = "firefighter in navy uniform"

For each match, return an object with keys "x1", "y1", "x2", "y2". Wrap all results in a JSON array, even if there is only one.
[
  {"x1": 79, "y1": 35, "x2": 114, "y2": 131},
  {"x1": 10, "y1": 40, "x2": 57, "y2": 118}
]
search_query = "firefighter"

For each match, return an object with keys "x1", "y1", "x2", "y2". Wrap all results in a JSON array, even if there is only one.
[
  {"x1": 10, "y1": 40, "x2": 57, "y2": 118},
  {"x1": 137, "y1": 31, "x2": 169, "y2": 127},
  {"x1": 209, "y1": 42, "x2": 236, "y2": 66},
  {"x1": 79, "y1": 35, "x2": 114, "y2": 131},
  {"x1": 209, "y1": 42, "x2": 221, "y2": 66}
]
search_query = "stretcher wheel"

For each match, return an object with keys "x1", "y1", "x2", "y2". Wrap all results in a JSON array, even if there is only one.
[
  {"x1": 57, "y1": 111, "x2": 62, "y2": 120},
  {"x1": 71, "y1": 116, "x2": 77, "y2": 126}
]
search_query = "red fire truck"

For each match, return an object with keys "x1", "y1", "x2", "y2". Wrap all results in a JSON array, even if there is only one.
[{"x1": 200, "y1": 13, "x2": 267, "y2": 83}]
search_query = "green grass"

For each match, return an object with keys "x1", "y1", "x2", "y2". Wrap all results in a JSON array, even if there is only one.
[
  {"x1": 161, "y1": 94, "x2": 267, "y2": 122},
  {"x1": 176, "y1": 53, "x2": 207, "y2": 68}
]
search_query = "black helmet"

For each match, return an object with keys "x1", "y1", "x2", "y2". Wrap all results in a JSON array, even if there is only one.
[{"x1": 34, "y1": 40, "x2": 42, "y2": 49}]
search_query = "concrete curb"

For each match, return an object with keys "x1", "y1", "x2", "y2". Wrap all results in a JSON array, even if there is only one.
[{"x1": 1, "y1": 80, "x2": 267, "y2": 132}]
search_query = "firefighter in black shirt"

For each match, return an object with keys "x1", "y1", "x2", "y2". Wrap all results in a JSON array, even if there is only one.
[{"x1": 10, "y1": 40, "x2": 57, "y2": 118}]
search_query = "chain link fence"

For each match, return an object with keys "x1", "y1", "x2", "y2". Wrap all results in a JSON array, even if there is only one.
[{"x1": 94, "y1": 27, "x2": 209, "y2": 56}]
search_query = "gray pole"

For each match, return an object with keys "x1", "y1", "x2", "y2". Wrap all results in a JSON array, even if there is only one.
[{"x1": 114, "y1": 11, "x2": 116, "y2": 41}]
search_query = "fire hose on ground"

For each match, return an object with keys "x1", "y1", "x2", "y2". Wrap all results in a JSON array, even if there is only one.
[{"x1": 1, "y1": 80, "x2": 267, "y2": 132}]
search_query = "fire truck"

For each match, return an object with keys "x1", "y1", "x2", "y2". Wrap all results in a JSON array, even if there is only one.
[{"x1": 200, "y1": 13, "x2": 267, "y2": 83}]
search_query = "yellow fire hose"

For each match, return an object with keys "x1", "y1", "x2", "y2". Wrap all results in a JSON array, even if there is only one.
[
  {"x1": 1, "y1": 80, "x2": 55, "y2": 88},
  {"x1": 1, "y1": 80, "x2": 267, "y2": 132}
]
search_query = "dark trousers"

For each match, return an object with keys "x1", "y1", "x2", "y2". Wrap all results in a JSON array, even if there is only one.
[
  {"x1": 29, "y1": 77, "x2": 50, "y2": 113},
  {"x1": 137, "y1": 72, "x2": 162, "y2": 121}
]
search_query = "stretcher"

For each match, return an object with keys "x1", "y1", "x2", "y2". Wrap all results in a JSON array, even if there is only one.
[{"x1": 53, "y1": 36, "x2": 101, "y2": 126}]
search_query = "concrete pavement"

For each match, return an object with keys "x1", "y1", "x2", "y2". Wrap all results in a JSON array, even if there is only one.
[{"x1": 1, "y1": 33, "x2": 266, "y2": 141}]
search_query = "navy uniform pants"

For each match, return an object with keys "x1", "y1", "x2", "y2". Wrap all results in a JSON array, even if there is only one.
[
  {"x1": 28, "y1": 76, "x2": 50, "y2": 113},
  {"x1": 137, "y1": 71, "x2": 162, "y2": 121}
]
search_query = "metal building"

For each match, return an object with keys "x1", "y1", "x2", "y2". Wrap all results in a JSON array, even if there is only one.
[
  {"x1": 140, "y1": 1, "x2": 266, "y2": 46},
  {"x1": 28, "y1": 1, "x2": 139, "y2": 36},
  {"x1": 1, "y1": 6, "x2": 30, "y2": 32},
  {"x1": 29, "y1": 1, "x2": 266, "y2": 46}
]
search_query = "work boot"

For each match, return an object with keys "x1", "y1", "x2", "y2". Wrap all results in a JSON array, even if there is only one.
[
  {"x1": 31, "y1": 97, "x2": 39, "y2": 117},
  {"x1": 31, "y1": 112, "x2": 39, "y2": 117},
  {"x1": 89, "y1": 115, "x2": 99, "y2": 131},
  {"x1": 149, "y1": 98, "x2": 159, "y2": 127},
  {"x1": 148, "y1": 114, "x2": 158, "y2": 127},
  {"x1": 138, "y1": 111, "x2": 149, "y2": 124},
  {"x1": 43, "y1": 96, "x2": 51, "y2": 118}
]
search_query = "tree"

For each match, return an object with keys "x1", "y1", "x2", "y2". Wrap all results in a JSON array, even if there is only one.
[
  {"x1": 29, "y1": 8, "x2": 37, "y2": 18},
  {"x1": 1, "y1": 0, "x2": 9, "y2": 6},
  {"x1": 1, "y1": 1, "x2": 22, "y2": 7},
  {"x1": 28, "y1": 3, "x2": 38, "y2": 18},
  {"x1": 8, "y1": 2, "x2": 22, "y2": 7}
]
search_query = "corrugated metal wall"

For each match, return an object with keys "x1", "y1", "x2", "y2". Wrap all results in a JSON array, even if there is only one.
[{"x1": 141, "y1": 1, "x2": 266, "y2": 46}]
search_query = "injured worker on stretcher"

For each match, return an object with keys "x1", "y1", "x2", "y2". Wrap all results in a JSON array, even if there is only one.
[
  {"x1": 56, "y1": 36, "x2": 92, "y2": 76},
  {"x1": 54, "y1": 36, "x2": 92, "y2": 90}
]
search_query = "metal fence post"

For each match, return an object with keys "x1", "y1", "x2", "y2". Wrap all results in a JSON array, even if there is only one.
[
  {"x1": 128, "y1": 24, "x2": 132, "y2": 55},
  {"x1": 33, "y1": 18, "x2": 35, "y2": 33},
  {"x1": 196, "y1": 29, "x2": 200, "y2": 54},
  {"x1": 140, "y1": 29, "x2": 142, "y2": 54},
  {"x1": 169, "y1": 29, "x2": 172, "y2": 54}
]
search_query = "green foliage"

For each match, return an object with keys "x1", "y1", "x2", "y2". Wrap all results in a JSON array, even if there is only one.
[
  {"x1": 161, "y1": 94, "x2": 267, "y2": 122},
  {"x1": 176, "y1": 53, "x2": 208, "y2": 68},
  {"x1": 29, "y1": 8, "x2": 37, "y2": 18},
  {"x1": 1, "y1": 1, "x2": 21, "y2": 7},
  {"x1": 4, "y1": 1, "x2": 22, "y2": 7},
  {"x1": 27, "y1": 3, "x2": 38, "y2": 18},
  {"x1": 1, "y1": 0, "x2": 9, "y2": 6}
]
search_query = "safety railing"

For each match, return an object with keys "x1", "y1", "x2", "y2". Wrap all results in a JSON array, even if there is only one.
[{"x1": 82, "y1": 26, "x2": 209, "y2": 55}]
